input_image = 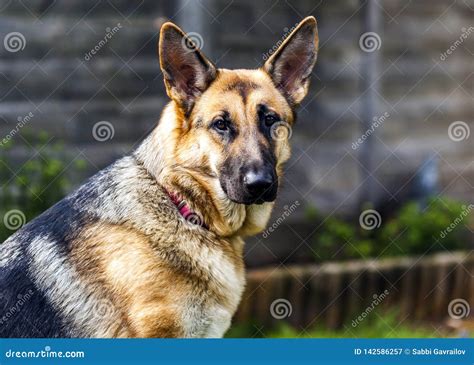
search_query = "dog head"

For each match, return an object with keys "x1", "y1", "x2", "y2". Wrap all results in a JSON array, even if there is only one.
[{"x1": 158, "y1": 17, "x2": 318, "y2": 206}]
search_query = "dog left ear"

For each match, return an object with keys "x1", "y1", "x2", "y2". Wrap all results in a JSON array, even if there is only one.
[
  {"x1": 263, "y1": 16, "x2": 319, "y2": 106},
  {"x1": 159, "y1": 22, "x2": 217, "y2": 115}
]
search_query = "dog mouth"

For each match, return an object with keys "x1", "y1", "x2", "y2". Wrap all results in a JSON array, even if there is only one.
[
  {"x1": 230, "y1": 195, "x2": 274, "y2": 205},
  {"x1": 220, "y1": 179, "x2": 278, "y2": 205}
]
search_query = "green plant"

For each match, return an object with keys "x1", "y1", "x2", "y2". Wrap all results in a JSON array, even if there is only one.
[
  {"x1": 308, "y1": 210, "x2": 380, "y2": 261},
  {"x1": 309, "y1": 198, "x2": 471, "y2": 261},
  {"x1": 226, "y1": 310, "x2": 450, "y2": 338},
  {"x1": 377, "y1": 199, "x2": 468, "y2": 256},
  {"x1": 0, "y1": 131, "x2": 86, "y2": 242}
]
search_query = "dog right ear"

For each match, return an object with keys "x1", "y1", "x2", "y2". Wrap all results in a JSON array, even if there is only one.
[
  {"x1": 263, "y1": 16, "x2": 318, "y2": 106},
  {"x1": 159, "y1": 22, "x2": 217, "y2": 116}
]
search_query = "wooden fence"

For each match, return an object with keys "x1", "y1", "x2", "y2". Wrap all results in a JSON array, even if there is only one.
[{"x1": 234, "y1": 251, "x2": 474, "y2": 330}]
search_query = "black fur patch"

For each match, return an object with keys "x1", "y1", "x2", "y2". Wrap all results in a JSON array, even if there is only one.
[
  {"x1": 0, "y1": 166, "x2": 107, "y2": 337},
  {"x1": 0, "y1": 255, "x2": 70, "y2": 338}
]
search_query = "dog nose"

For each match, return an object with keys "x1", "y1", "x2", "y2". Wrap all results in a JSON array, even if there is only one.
[{"x1": 243, "y1": 170, "x2": 274, "y2": 197}]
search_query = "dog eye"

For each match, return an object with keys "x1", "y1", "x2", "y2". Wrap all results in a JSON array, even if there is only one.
[
  {"x1": 212, "y1": 119, "x2": 228, "y2": 132},
  {"x1": 264, "y1": 114, "x2": 278, "y2": 127}
]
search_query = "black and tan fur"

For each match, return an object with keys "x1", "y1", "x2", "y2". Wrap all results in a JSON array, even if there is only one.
[{"x1": 0, "y1": 17, "x2": 318, "y2": 338}]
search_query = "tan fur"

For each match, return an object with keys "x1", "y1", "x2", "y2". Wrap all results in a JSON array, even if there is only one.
[
  {"x1": 71, "y1": 219, "x2": 245, "y2": 337},
  {"x1": 71, "y1": 224, "x2": 184, "y2": 337}
]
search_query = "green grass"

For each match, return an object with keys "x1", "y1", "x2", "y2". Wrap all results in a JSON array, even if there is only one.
[{"x1": 226, "y1": 311, "x2": 449, "y2": 338}]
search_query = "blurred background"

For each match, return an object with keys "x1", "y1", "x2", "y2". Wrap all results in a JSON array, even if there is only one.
[{"x1": 0, "y1": 0, "x2": 472, "y2": 338}]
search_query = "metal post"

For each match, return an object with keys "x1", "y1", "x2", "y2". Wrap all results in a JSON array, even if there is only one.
[
  {"x1": 359, "y1": 0, "x2": 381, "y2": 208},
  {"x1": 176, "y1": 0, "x2": 212, "y2": 58}
]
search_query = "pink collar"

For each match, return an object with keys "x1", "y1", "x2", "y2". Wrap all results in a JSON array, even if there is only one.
[{"x1": 166, "y1": 190, "x2": 208, "y2": 229}]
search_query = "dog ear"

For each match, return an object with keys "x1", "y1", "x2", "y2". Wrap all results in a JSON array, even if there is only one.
[
  {"x1": 159, "y1": 22, "x2": 217, "y2": 115},
  {"x1": 263, "y1": 16, "x2": 319, "y2": 106}
]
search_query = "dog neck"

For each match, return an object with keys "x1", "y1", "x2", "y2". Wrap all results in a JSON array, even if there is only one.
[
  {"x1": 134, "y1": 103, "x2": 274, "y2": 238},
  {"x1": 165, "y1": 189, "x2": 209, "y2": 229}
]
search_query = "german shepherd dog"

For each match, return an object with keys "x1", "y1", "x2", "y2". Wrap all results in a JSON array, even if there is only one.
[{"x1": 0, "y1": 17, "x2": 318, "y2": 338}]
